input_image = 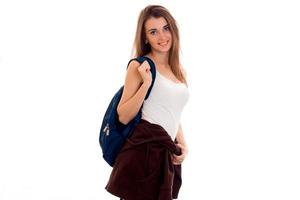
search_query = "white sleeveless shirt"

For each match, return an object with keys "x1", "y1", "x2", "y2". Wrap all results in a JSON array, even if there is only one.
[{"x1": 141, "y1": 70, "x2": 190, "y2": 141}]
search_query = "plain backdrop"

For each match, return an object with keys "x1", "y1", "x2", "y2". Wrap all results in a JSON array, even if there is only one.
[{"x1": 0, "y1": 0, "x2": 300, "y2": 199}]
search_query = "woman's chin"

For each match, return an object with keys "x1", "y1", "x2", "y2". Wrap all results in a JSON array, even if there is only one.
[{"x1": 154, "y1": 46, "x2": 171, "y2": 53}]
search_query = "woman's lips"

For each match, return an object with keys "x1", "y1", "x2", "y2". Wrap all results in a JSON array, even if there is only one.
[{"x1": 158, "y1": 40, "x2": 169, "y2": 47}]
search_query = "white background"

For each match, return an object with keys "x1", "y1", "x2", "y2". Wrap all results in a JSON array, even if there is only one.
[{"x1": 0, "y1": 0, "x2": 300, "y2": 199}]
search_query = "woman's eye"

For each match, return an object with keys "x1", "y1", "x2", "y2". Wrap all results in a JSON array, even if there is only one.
[
  {"x1": 150, "y1": 31, "x2": 156, "y2": 35},
  {"x1": 164, "y1": 26, "x2": 170, "y2": 31}
]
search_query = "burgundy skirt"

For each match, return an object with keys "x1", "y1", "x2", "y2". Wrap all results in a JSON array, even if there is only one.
[{"x1": 105, "y1": 119, "x2": 182, "y2": 200}]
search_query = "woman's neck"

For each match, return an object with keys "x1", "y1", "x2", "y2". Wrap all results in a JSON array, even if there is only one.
[{"x1": 147, "y1": 52, "x2": 169, "y2": 68}]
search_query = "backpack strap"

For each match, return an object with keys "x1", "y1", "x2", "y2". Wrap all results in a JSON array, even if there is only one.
[{"x1": 126, "y1": 56, "x2": 156, "y2": 100}]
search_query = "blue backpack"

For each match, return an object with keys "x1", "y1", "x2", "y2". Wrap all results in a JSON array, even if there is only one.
[{"x1": 99, "y1": 56, "x2": 156, "y2": 167}]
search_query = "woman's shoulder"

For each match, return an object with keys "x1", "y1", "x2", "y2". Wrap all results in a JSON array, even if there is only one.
[{"x1": 127, "y1": 58, "x2": 142, "y2": 71}]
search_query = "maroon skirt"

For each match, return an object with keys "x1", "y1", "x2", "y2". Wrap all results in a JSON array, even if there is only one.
[{"x1": 105, "y1": 119, "x2": 182, "y2": 200}]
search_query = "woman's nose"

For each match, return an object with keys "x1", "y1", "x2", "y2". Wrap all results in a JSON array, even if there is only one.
[{"x1": 158, "y1": 31, "x2": 167, "y2": 40}]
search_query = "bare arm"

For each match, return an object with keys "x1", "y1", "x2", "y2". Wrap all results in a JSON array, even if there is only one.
[
  {"x1": 176, "y1": 123, "x2": 188, "y2": 151},
  {"x1": 172, "y1": 123, "x2": 189, "y2": 165},
  {"x1": 173, "y1": 66, "x2": 189, "y2": 164},
  {"x1": 117, "y1": 60, "x2": 152, "y2": 125}
]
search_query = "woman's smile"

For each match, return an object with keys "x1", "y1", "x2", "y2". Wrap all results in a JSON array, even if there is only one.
[{"x1": 158, "y1": 40, "x2": 169, "y2": 47}]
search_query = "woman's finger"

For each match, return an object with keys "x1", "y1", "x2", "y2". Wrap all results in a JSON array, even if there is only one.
[
  {"x1": 175, "y1": 143, "x2": 185, "y2": 151},
  {"x1": 172, "y1": 154, "x2": 185, "y2": 163},
  {"x1": 176, "y1": 143, "x2": 188, "y2": 154}
]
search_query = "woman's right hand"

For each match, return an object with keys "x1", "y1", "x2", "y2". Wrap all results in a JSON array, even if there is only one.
[{"x1": 137, "y1": 61, "x2": 152, "y2": 87}]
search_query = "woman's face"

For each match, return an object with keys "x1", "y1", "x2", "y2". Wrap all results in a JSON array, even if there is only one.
[{"x1": 144, "y1": 17, "x2": 172, "y2": 53}]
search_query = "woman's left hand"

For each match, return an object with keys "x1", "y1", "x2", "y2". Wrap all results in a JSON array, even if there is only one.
[{"x1": 172, "y1": 143, "x2": 188, "y2": 165}]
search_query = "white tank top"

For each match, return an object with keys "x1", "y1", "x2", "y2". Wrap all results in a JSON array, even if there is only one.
[{"x1": 141, "y1": 70, "x2": 190, "y2": 141}]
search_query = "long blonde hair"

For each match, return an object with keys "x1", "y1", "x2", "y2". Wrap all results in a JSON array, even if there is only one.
[{"x1": 131, "y1": 5, "x2": 187, "y2": 84}]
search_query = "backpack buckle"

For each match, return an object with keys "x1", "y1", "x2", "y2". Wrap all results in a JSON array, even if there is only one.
[{"x1": 103, "y1": 123, "x2": 110, "y2": 136}]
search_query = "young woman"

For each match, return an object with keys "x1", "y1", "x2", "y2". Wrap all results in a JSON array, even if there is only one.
[{"x1": 105, "y1": 5, "x2": 190, "y2": 200}]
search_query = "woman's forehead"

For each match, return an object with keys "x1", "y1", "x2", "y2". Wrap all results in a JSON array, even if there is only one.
[{"x1": 145, "y1": 17, "x2": 168, "y2": 30}]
